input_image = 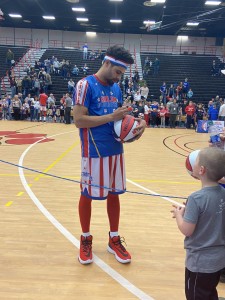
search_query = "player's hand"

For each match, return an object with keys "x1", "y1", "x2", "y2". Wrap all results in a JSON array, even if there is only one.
[
  {"x1": 112, "y1": 106, "x2": 131, "y2": 121},
  {"x1": 133, "y1": 118, "x2": 147, "y2": 139}
]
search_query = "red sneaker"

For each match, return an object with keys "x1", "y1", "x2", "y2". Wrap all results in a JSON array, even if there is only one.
[
  {"x1": 78, "y1": 235, "x2": 93, "y2": 265},
  {"x1": 107, "y1": 234, "x2": 131, "y2": 264}
]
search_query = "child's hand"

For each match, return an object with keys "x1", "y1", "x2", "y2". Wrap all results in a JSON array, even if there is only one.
[{"x1": 171, "y1": 205, "x2": 185, "y2": 218}]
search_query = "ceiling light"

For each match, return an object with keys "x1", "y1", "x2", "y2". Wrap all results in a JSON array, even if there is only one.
[
  {"x1": 72, "y1": 7, "x2": 85, "y2": 12},
  {"x1": 86, "y1": 31, "x2": 96, "y2": 36},
  {"x1": 43, "y1": 16, "x2": 55, "y2": 20},
  {"x1": 77, "y1": 17, "x2": 89, "y2": 22},
  {"x1": 151, "y1": 0, "x2": 166, "y2": 3},
  {"x1": 186, "y1": 22, "x2": 199, "y2": 26},
  {"x1": 205, "y1": 1, "x2": 221, "y2": 5},
  {"x1": 109, "y1": 0, "x2": 123, "y2": 2},
  {"x1": 110, "y1": 19, "x2": 122, "y2": 23},
  {"x1": 143, "y1": 20, "x2": 155, "y2": 25},
  {"x1": 9, "y1": 14, "x2": 22, "y2": 18},
  {"x1": 177, "y1": 35, "x2": 189, "y2": 40}
]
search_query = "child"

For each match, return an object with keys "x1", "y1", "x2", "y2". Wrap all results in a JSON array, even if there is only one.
[
  {"x1": 211, "y1": 128, "x2": 225, "y2": 284},
  {"x1": 171, "y1": 147, "x2": 225, "y2": 300},
  {"x1": 159, "y1": 104, "x2": 167, "y2": 128}
]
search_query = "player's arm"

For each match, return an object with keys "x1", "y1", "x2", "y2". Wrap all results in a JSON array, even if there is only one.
[
  {"x1": 171, "y1": 205, "x2": 196, "y2": 237},
  {"x1": 74, "y1": 104, "x2": 131, "y2": 129}
]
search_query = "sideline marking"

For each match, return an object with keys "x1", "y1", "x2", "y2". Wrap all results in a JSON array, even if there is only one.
[
  {"x1": 17, "y1": 191, "x2": 24, "y2": 196},
  {"x1": 35, "y1": 142, "x2": 79, "y2": 180},
  {"x1": 18, "y1": 130, "x2": 154, "y2": 300},
  {"x1": 5, "y1": 201, "x2": 13, "y2": 207}
]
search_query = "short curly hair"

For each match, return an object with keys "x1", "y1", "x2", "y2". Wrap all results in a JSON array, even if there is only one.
[{"x1": 106, "y1": 45, "x2": 134, "y2": 65}]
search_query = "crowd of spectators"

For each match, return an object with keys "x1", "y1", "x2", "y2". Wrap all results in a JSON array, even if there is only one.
[
  {"x1": 121, "y1": 95, "x2": 225, "y2": 129},
  {"x1": 0, "y1": 91, "x2": 74, "y2": 124},
  {"x1": 1, "y1": 48, "x2": 225, "y2": 131},
  {"x1": 211, "y1": 59, "x2": 225, "y2": 77}
]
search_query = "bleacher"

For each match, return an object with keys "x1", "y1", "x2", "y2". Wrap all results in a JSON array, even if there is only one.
[
  {"x1": 141, "y1": 53, "x2": 225, "y2": 104},
  {"x1": 40, "y1": 49, "x2": 103, "y2": 102},
  {"x1": 0, "y1": 46, "x2": 28, "y2": 79}
]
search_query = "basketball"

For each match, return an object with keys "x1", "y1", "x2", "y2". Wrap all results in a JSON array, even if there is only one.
[
  {"x1": 185, "y1": 149, "x2": 200, "y2": 178},
  {"x1": 113, "y1": 115, "x2": 139, "y2": 143}
]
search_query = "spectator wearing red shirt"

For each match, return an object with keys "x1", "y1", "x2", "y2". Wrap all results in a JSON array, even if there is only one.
[{"x1": 185, "y1": 101, "x2": 196, "y2": 129}]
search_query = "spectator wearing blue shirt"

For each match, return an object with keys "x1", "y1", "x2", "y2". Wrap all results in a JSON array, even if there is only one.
[
  {"x1": 150, "y1": 101, "x2": 159, "y2": 127},
  {"x1": 160, "y1": 82, "x2": 167, "y2": 105},
  {"x1": 208, "y1": 104, "x2": 219, "y2": 121},
  {"x1": 182, "y1": 78, "x2": 190, "y2": 98}
]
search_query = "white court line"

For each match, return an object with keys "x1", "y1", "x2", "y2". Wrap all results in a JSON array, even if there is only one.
[
  {"x1": 126, "y1": 179, "x2": 185, "y2": 208},
  {"x1": 18, "y1": 131, "x2": 154, "y2": 300}
]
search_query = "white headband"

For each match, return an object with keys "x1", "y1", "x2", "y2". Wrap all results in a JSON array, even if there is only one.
[{"x1": 103, "y1": 55, "x2": 128, "y2": 69}]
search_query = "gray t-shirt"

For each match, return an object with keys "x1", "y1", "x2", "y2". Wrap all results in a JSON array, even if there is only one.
[
  {"x1": 65, "y1": 97, "x2": 72, "y2": 108},
  {"x1": 184, "y1": 185, "x2": 225, "y2": 273},
  {"x1": 168, "y1": 102, "x2": 179, "y2": 114}
]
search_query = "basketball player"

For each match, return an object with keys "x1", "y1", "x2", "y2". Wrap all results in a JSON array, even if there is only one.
[
  {"x1": 39, "y1": 90, "x2": 48, "y2": 122},
  {"x1": 73, "y1": 45, "x2": 146, "y2": 265}
]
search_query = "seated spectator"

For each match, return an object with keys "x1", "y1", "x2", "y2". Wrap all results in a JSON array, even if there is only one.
[
  {"x1": 187, "y1": 88, "x2": 193, "y2": 99},
  {"x1": 81, "y1": 63, "x2": 89, "y2": 75},
  {"x1": 134, "y1": 90, "x2": 141, "y2": 102},
  {"x1": 88, "y1": 51, "x2": 95, "y2": 60},
  {"x1": 126, "y1": 83, "x2": 134, "y2": 100},
  {"x1": 72, "y1": 65, "x2": 79, "y2": 76},
  {"x1": 140, "y1": 83, "x2": 149, "y2": 100},
  {"x1": 68, "y1": 79, "x2": 75, "y2": 93}
]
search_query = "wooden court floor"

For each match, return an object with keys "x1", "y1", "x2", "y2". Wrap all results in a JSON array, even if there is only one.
[{"x1": 0, "y1": 121, "x2": 224, "y2": 300}]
